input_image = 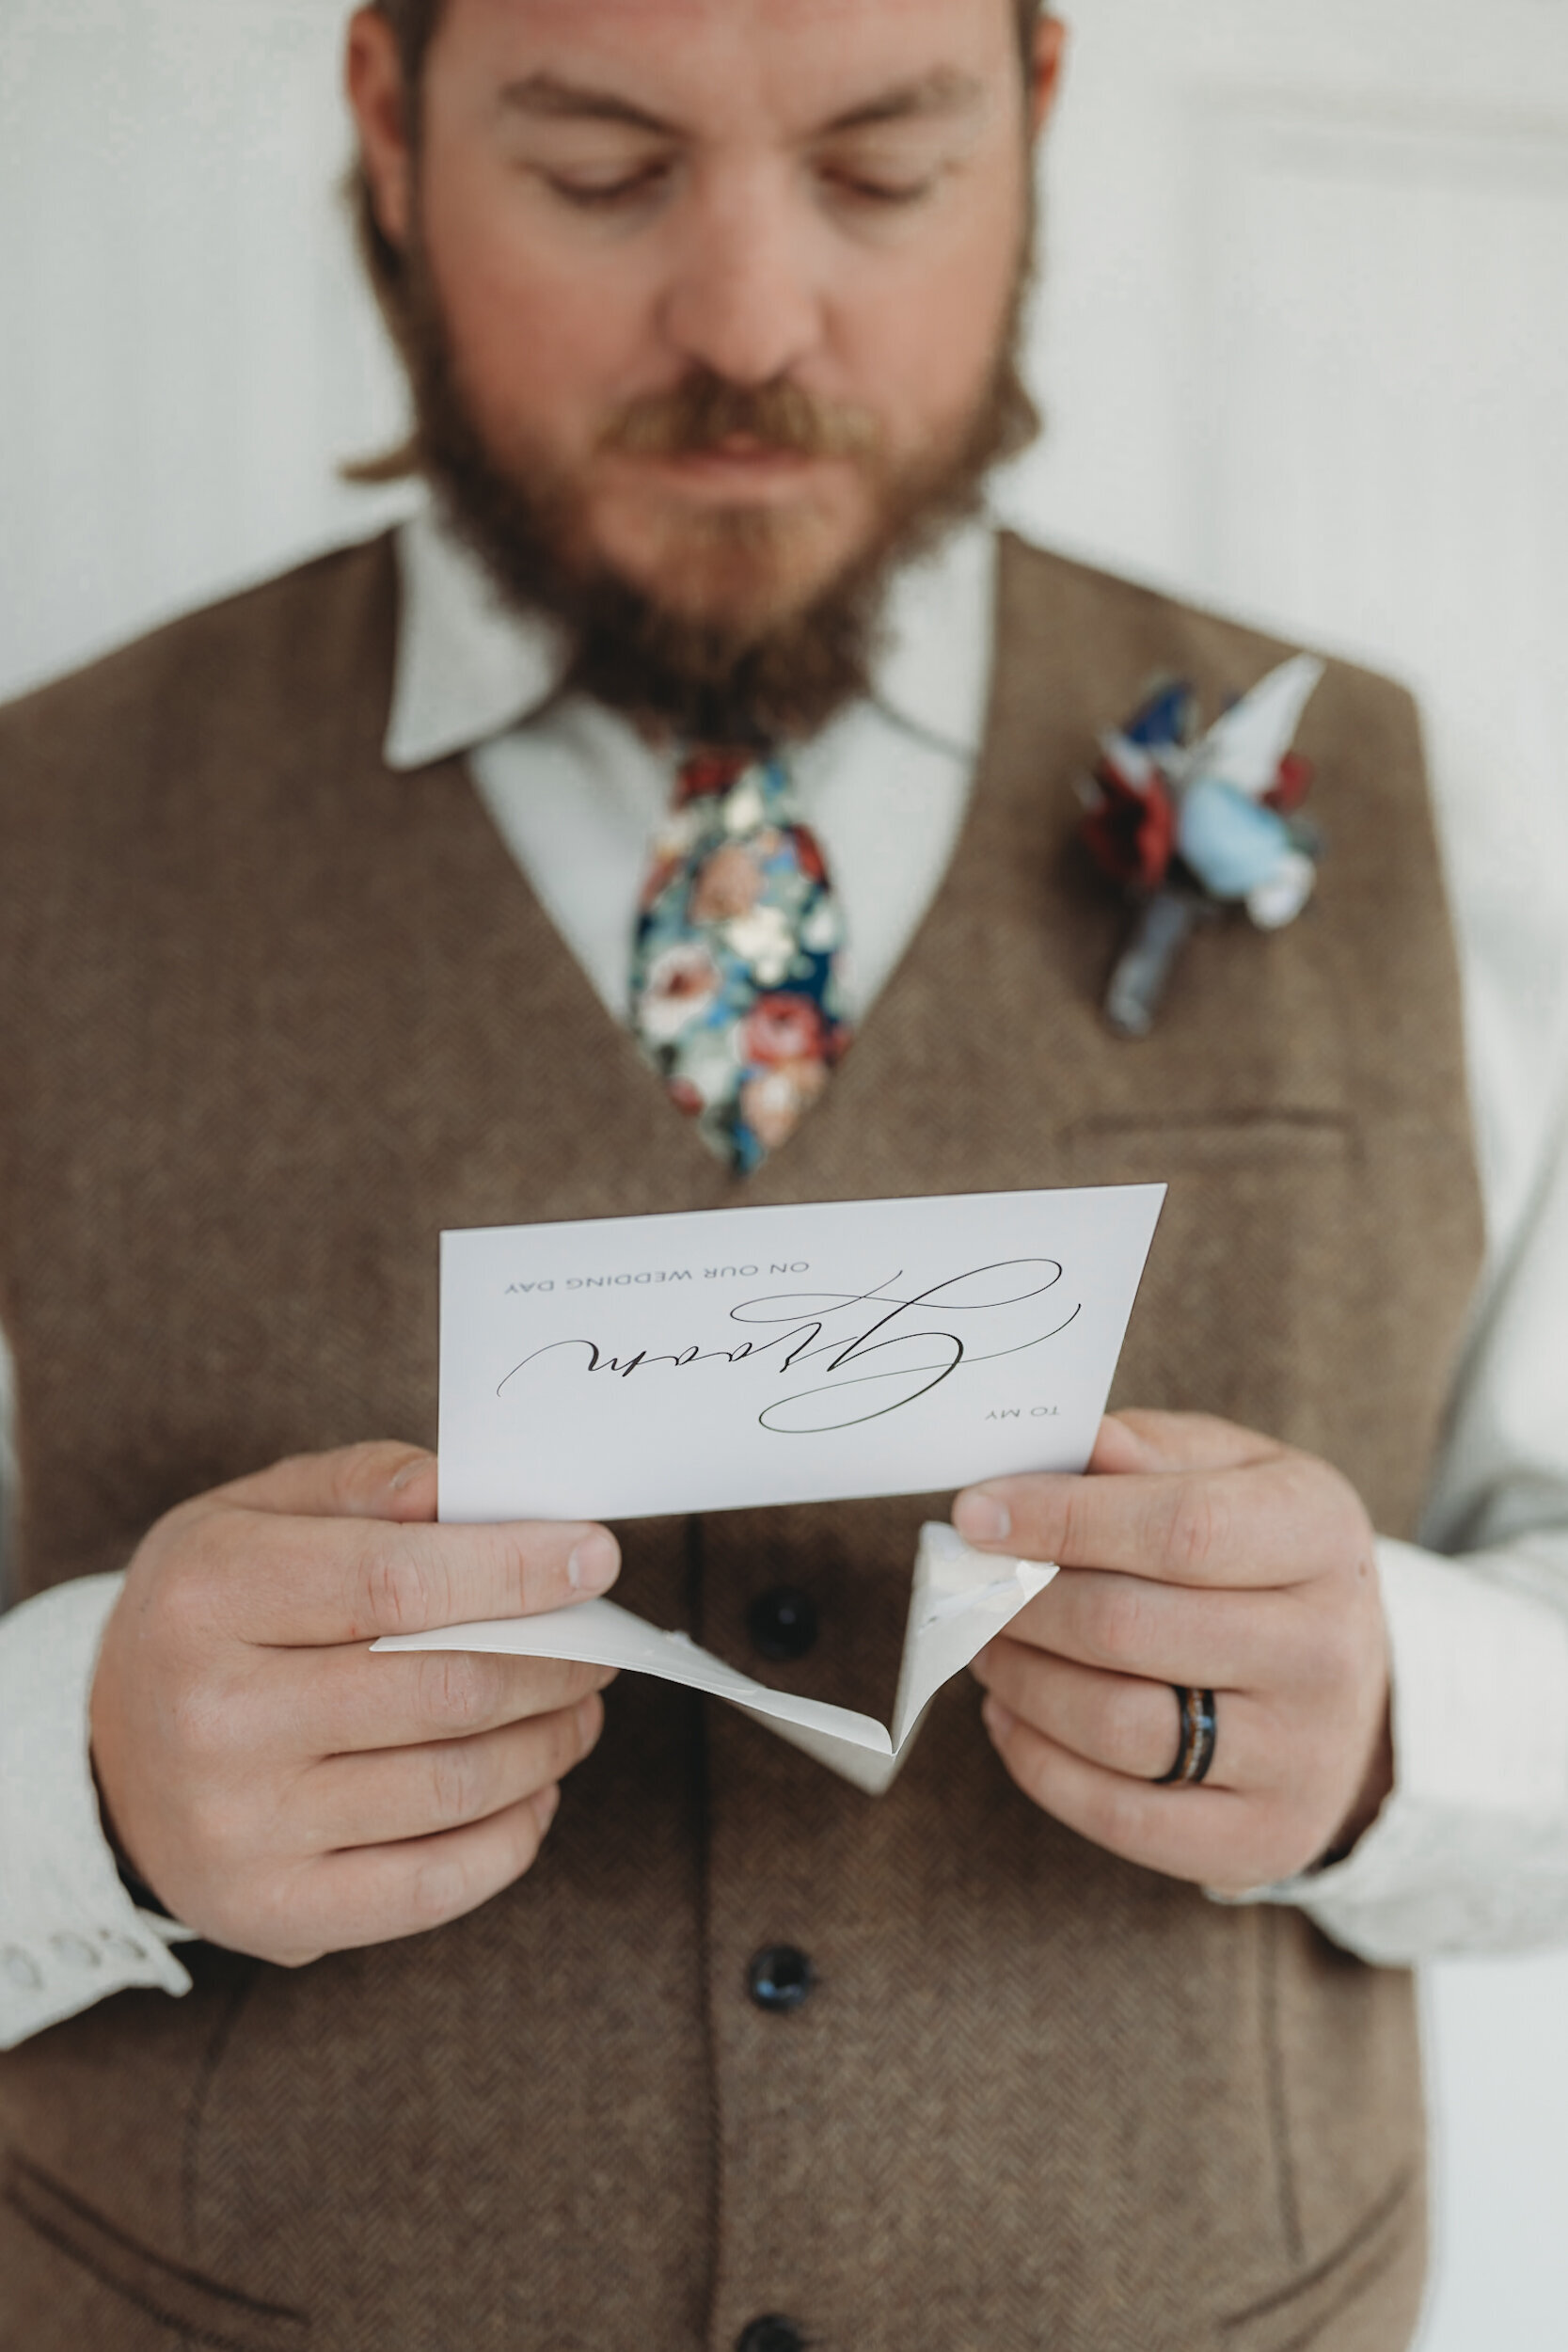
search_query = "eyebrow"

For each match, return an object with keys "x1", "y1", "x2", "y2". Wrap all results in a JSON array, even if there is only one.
[
  {"x1": 498, "y1": 73, "x2": 679, "y2": 138},
  {"x1": 496, "y1": 66, "x2": 987, "y2": 143},
  {"x1": 823, "y1": 70, "x2": 988, "y2": 135}
]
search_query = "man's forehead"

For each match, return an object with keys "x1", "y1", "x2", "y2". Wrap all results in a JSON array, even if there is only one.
[
  {"x1": 440, "y1": 0, "x2": 1020, "y2": 124},
  {"x1": 457, "y1": 0, "x2": 1008, "y2": 40}
]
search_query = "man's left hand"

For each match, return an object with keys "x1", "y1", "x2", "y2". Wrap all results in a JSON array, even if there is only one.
[{"x1": 954, "y1": 1410, "x2": 1394, "y2": 1894}]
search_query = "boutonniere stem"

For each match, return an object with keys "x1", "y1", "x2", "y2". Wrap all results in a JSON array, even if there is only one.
[{"x1": 1103, "y1": 886, "x2": 1217, "y2": 1040}]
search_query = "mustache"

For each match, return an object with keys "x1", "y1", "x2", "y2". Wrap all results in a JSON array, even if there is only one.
[{"x1": 601, "y1": 371, "x2": 883, "y2": 461}]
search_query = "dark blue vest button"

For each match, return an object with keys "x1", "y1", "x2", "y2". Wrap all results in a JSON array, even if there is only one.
[
  {"x1": 747, "y1": 1946, "x2": 815, "y2": 2012},
  {"x1": 746, "y1": 1585, "x2": 819, "y2": 1662},
  {"x1": 736, "y1": 2318, "x2": 806, "y2": 2352}
]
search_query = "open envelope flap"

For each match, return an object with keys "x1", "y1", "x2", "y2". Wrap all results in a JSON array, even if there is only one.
[
  {"x1": 889, "y1": 1522, "x2": 1056, "y2": 1751},
  {"x1": 375, "y1": 1597, "x2": 893, "y2": 1753},
  {"x1": 372, "y1": 1525, "x2": 1055, "y2": 1773}
]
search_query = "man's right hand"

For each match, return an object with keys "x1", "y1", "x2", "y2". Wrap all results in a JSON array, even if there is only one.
[{"x1": 88, "y1": 1442, "x2": 619, "y2": 1967}]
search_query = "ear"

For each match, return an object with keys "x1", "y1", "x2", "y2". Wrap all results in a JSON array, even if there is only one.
[
  {"x1": 345, "y1": 7, "x2": 415, "y2": 250},
  {"x1": 1027, "y1": 12, "x2": 1069, "y2": 139}
]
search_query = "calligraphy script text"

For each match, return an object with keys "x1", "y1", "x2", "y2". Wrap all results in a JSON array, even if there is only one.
[{"x1": 496, "y1": 1262, "x2": 1083, "y2": 1434}]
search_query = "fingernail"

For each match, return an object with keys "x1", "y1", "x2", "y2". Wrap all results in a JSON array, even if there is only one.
[
  {"x1": 531, "y1": 1784, "x2": 561, "y2": 1833},
  {"x1": 390, "y1": 1452, "x2": 436, "y2": 1494},
  {"x1": 955, "y1": 1490, "x2": 1011, "y2": 1545},
  {"x1": 576, "y1": 1694, "x2": 602, "y2": 1751},
  {"x1": 567, "y1": 1529, "x2": 620, "y2": 1595},
  {"x1": 982, "y1": 1694, "x2": 1016, "y2": 1742}
]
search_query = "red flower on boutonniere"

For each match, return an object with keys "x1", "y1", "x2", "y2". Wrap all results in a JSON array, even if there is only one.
[
  {"x1": 1081, "y1": 739, "x2": 1178, "y2": 893},
  {"x1": 1078, "y1": 658, "x2": 1327, "y2": 1036}
]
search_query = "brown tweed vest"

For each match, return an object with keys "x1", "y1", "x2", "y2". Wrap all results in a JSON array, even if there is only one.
[{"x1": 0, "y1": 532, "x2": 1481, "y2": 2351}]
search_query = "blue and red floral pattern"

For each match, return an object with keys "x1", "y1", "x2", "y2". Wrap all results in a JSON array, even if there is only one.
[
  {"x1": 630, "y1": 750, "x2": 852, "y2": 1172},
  {"x1": 1078, "y1": 654, "x2": 1328, "y2": 1035}
]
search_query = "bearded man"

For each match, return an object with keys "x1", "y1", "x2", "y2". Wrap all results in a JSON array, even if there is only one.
[{"x1": 3, "y1": 4, "x2": 1567, "y2": 2348}]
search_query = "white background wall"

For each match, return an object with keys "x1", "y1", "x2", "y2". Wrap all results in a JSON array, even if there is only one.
[{"x1": 3, "y1": 2, "x2": 1567, "y2": 2340}]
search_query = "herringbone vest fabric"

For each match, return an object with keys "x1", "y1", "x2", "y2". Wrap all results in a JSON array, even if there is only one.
[{"x1": 0, "y1": 532, "x2": 1482, "y2": 2351}]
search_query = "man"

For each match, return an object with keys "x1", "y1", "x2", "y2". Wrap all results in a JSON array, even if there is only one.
[{"x1": 1, "y1": 2, "x2": 1565, "y2": 2345}]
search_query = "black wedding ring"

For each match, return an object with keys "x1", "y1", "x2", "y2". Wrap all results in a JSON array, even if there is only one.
[{"x1": 1155, "y1": 1686, "x2": 1217, "y2": 1787}]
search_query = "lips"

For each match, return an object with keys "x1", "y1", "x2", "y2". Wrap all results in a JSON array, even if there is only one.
[{"x1": 633, "y1": 443, "x2": 820, "y2": 472}]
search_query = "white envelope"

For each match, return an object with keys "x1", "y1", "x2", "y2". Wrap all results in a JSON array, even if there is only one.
[
  {"x1": 377, "y1": 1522, "x2": 1055, "y2": 1794},
  {"x1": 373, "y1": 1186, "x2": 1163, "y2": 1788}
]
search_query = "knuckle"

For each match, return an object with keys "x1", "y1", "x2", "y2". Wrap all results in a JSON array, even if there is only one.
[
  {"x1": 1085, "y1": 1579, "x2": 1148, "y2": 1666},
  {"x1": 358, "y1": 1532, "x2": 443, "y2": 1641},
  {"x1": 566, "y1": 1693, "x2": 603, "y2": 1766},
  {"x1": 490, "y1": 1529, "x2": 538, "y2": 1615},
  {"x1": 404, "y1": 1819, "x2": 543, "y2": 1931},
  {"x1": 517, "y1": 1658, "x2": 591, "y2": 1714},
  {"x1": 150, "y1": 1535, "x2": 229, "y2": 1645},
  {"x1": 1162, "y1": 1482, "x2": 1227, "y2": 1580},
  {"x1": 1057, "y1": 1482, "x2": 1095, "y2": 1565},
  {"x1": 166, "y1": 1675, "x2": 243, "y2": 1767},
  {"x1": 427, "y1": 1737, "x2": 488, "y2": 1831},
  {"x1": 407, "y1": 1851, "x2": 470, "y2": 1931},
  {"x1": 1090, "y1": 1772, "x2": 1156, "y2": 1853},
  {"x1": 1010, "y1": 1742, "x2": 1055, "y2": 1818},
  {"x1": 508, "y1": 1804, "x2": 548, "y2": 1878},
  {"x1": 143, "y1": 1577, "x2": 199, "y2": 1661},
  {"x1": 546, "y1": 1709, "x2": 584, "y2": 1780},
  {"x1": 416, "y1": 1649, "x2": 499, "y2": 1734}
]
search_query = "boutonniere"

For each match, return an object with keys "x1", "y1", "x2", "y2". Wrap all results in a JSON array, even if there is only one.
[{"x1": 1079, "y1": 653, "x2": 1326, "y2": 1036}]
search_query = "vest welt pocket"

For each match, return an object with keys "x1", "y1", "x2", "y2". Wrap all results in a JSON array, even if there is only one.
[
  {"x1": 1218, "y1": 2166, "x2": 1423, "y2": 2351},
  {"x1": 1064, "y1": 1108, "x2": 1358, "y2": 1184},
  {"x1": 2, "y1": 2151, "x2": 309, "y2": 2351},
  {"x1": 1062, "y1": 1110, "x2": 1362, "y2": 1449}
]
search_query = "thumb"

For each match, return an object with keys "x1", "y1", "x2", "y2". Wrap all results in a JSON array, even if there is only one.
[{"x1": 214, "y1": 1441, "x2": 439, "y2": 1524}]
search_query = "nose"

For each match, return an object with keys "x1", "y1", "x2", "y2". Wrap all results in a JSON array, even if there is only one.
[{"x1": 657, "y1": 166, "x2": 824, "y2": 389}]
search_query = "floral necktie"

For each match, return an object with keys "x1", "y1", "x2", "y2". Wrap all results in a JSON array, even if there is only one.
[{"x1": 630, "y1": 747, "x2": 853, "y2": 1172}]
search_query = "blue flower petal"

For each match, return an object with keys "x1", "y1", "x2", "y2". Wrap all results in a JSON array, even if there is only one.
[{"x1": 1178, "y1": 778, "x2": 1294, "y2": 899}]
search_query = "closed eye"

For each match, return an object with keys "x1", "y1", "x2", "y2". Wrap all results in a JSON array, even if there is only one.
[
  {"x1": 823, "y1": 168, "x2": 942, "y2": 208},
  {"x1": 545, "y1": 161, "x2": 676, "y2": 211}
]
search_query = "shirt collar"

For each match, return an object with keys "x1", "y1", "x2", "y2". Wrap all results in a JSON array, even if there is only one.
[{"x1": 384, "y1": 496, "x2": 998, "y2": 772}]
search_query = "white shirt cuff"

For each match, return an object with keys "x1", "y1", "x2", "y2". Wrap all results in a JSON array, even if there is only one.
[
  {"x1": 1215, "y1": 1535, "x2": 1568, "y2": 1963},
  {"x1": 0, "y1": 1573, "x2": 193, "y2": 2051}
]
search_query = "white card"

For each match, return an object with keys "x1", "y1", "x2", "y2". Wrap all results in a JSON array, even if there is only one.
[
  {"x1": 376, "y1": 1185, "x2": 1163, "y2": 1789},
  {"x1": 436, "y1": 1184, "x2": 1164, "y2": 1525}
]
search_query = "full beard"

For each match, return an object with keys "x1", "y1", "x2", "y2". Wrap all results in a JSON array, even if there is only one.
[{"x1": 390, "y1": 232, "x2": 1040, "y2": 744}]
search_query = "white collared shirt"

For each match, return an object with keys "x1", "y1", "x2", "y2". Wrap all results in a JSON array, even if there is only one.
[
  {"x1": 387, "y1": 502, "x2": 999, "y2": 1024},
  {"x1": 6, "y1": 505, "x2": 1568, "y2": 2048}
]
